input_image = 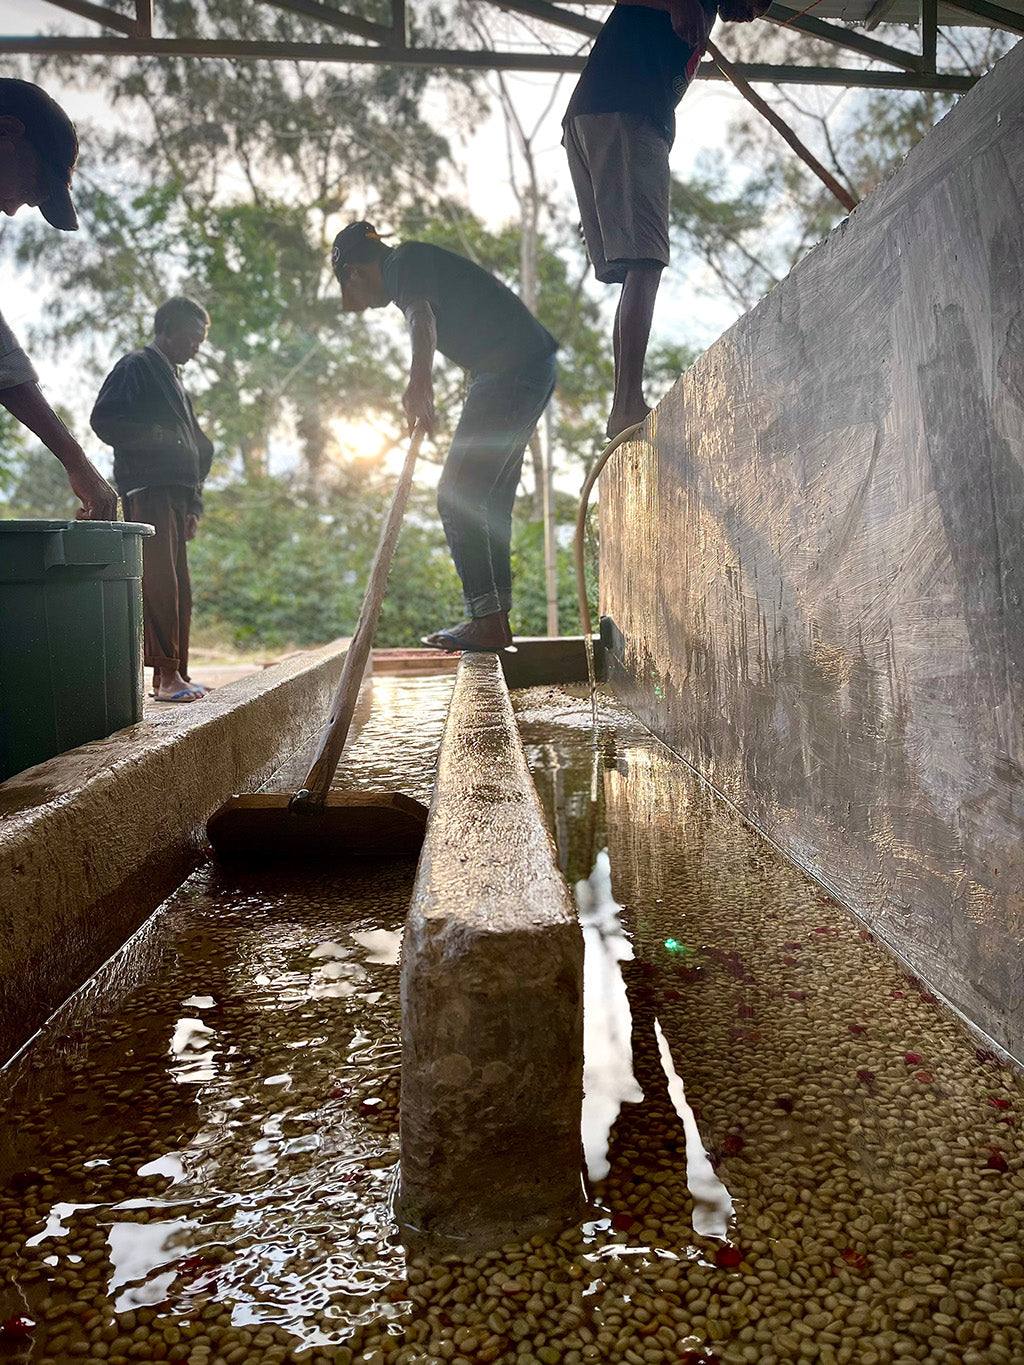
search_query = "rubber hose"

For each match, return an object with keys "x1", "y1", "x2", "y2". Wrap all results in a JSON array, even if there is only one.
[{"x1": 573, "y1": 420, "x2": 646, "y2": 639}]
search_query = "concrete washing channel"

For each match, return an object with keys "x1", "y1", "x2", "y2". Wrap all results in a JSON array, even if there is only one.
[
  {"x1": 1, "y1": 640, "x2": 1023, "y2": 1365},
  {"x1": 3, "y1": 43, "x2": 1024, "y2": 1365}
]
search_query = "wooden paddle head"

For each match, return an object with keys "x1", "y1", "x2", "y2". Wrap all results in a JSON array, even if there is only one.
[{"x1": 207, "y1": 790, "x2": 428, "y2": 860}]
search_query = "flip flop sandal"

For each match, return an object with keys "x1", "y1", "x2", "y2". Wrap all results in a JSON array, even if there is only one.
[{"x1": 154, "y1": 689, "x2": 198, "y2": 703}]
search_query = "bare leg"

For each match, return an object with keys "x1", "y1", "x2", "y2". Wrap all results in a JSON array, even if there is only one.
[{"x1": 608, "y1": 264, "x2": 663, "y2": 439}]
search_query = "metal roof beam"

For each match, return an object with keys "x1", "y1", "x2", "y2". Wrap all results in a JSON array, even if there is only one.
[
  {"x1": 942, "y1": 0, "x2": 1024, "y2": 29},
  {"x1": 0, "y1": 33, "x2": 980, "y2": 86},
  {"x1": 257, "y1": 0, "x2": 390, "y2": 42},
  {"x1": 392, "y1": 0, "x2": 407, "y2": 46},
  {"x1": 703, "y1": 61, "x2": 974, "y2": 86},
  {"x1": 489, "y1": 1, "x2": 602, "y2": 36},
  {"x1": 766, "y1": 4, "x2": 922, "y2": 68},
  {"x1": 0, "y1": 35, "x2": 577, "y2": 65},
  {"x1": 921, "y1": 0, "x2": 938, "y2": 69},
  {"x1": 38, "y1": 0, "x2": 136, "y2": 35}
]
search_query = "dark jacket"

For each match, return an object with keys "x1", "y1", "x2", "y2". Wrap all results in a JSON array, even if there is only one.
[{"x1": 90, "y1": 344, "x2": 213, "y2": 516}]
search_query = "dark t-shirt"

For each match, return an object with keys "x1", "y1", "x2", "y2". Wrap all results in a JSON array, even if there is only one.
[
  {"x1": 564, "y1": 2, "x2": 713, "y2": 144},
  {"x1": 381, "y1": 242, "x2": 557, "y2": 377}
]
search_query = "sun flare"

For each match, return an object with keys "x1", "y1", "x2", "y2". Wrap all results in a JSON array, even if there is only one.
[{"x1": 328, "y1": 416, "x2": 396, "y2": 465}]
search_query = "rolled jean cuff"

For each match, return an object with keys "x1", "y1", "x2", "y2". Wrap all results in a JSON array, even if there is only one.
[{"x1": 465, "y1": 589, "x2": 510, "y2": 618}]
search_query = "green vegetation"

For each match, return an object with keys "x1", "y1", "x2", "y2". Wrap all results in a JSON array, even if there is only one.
[{"x1": 0, "y1": 9, "x2": 1011, "y2": 649}]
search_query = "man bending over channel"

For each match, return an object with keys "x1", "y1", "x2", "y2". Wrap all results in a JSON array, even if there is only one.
[
  {"x1": 0, "y1": 78, "x2": 116, "y2": 520},
  {"x1": 332, "y1": 222, "x2": 558, "y2": 653}
]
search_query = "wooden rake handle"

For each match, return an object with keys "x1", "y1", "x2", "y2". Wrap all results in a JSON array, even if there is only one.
[{"x1": 292, "y1": 424, "x2": 426, "y2": 813}]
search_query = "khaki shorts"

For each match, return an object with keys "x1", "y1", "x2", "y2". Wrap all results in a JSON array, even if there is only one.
[{"x1": 563, "y1": 112, "x2": 670, "y2": 285}]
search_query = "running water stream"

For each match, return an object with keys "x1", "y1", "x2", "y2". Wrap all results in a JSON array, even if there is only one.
[
  {"x1": 0, "y1": 678, "x2": 1022, "y2": 1365},
  {"x1": 582, "y1": 635, "x2": 598, "y2": 731}
]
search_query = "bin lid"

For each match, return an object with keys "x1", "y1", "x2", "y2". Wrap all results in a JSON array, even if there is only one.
[{"x1": 0, "y1": 519, "x2": 155, "y2": 535}]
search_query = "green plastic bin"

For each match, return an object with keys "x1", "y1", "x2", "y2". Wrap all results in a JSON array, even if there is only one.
[{"x1": 0, "y1": 519, "x2": 155, "y2": 782}]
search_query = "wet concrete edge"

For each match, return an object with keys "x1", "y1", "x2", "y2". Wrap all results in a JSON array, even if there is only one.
[
  {"x1": 0, "y1": 640, "x2": 350, "y2": 1065},
  {"x1": 397, "y1": 653, "x2": 586, "y2": 1254}
]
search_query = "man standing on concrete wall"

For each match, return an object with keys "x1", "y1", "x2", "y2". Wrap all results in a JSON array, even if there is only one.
[
  {"x1": 0, "y1": 79, "x2": 117, "y2": 521},
  {"x1": 563, "y1": 0, "x2": 767, "y2": 439},
  {"x1": 91, "y1": 298, "x2": 213, "y2": 703}
]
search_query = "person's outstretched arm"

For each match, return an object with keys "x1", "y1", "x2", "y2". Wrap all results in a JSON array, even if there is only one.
[
  {"x1": 1, "y1": 380, "x2": 117, "y2": 520},
  {"x1": 402, "y1": 299, "x2": 438, "y2": 436}
]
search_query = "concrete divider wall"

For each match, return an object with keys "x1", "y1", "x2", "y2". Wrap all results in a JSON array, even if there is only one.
[
  {"x1": 0, "y1": 642, "x2": 349, "y2": 1064},
  {"x1": 600, "y1": 43, "x2": 1024, "y2": 1062},
  {"x1": 398, "y1": 653, "x2": 585, "y2": 1252}
]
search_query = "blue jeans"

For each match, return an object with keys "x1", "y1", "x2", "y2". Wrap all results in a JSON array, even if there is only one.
[{"x1": 437, "y1": 352, "x2": 558, "y2": 618}]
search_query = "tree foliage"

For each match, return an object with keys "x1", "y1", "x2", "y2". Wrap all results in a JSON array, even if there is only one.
[
  {"x1": 2, "y1": 11, "x2": 1012, "y2": 648},
  {"x1": 9, "y1": 0, "x2": 479, "y2": 476},
  {"x1": 669, "y1": 24, "x2": 1015, "y2": 313}
]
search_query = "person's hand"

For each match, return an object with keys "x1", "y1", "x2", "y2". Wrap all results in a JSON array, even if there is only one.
[
  {"x1": 718, "y1": 0, "x2": 770, "y2": 21},
  {"x1": 185, "y1": 514, "x2": 199, "y2": 542},
  {"x1": 669, "y1": 0, "x2": 713, "y2": 46},
  {"x1": 66, "y1": 452, "x2": 118, "y2": 521},
  {"x1": 402, "y1": 378, "x2": 436, "y2": 436}
]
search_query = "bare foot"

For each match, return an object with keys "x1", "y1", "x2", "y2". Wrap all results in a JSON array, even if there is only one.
[
  {"x1": 422, "y1": 611, "x2": 513, "y2": 652},
  {"x1": 605, "y1": 403, "x2": 652, "y2": 441},
  {"x1": 153, "y1": 667, "x2": 202, "y2": 701}
]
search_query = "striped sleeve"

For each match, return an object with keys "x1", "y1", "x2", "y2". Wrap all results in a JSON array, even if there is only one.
[{"x1": 0, "y1": 309, "x2": 39, "y2": 389}]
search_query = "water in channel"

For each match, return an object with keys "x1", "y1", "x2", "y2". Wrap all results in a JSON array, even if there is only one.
[{"x1": 0, "y1": 677, "x2": 1022, "y2": 1365}]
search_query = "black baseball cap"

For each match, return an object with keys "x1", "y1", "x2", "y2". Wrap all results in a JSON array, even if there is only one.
[
  {"x1": 331, "y1": 221, "x2": 386, "y2": 280},
  {"x1": 0, "y1": 78, "x2": 79, "y2": 230}
]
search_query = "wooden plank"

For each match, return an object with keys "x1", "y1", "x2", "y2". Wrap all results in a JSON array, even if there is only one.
[
  {"x1": 371, "y1": 648, "x2": 459, "y2": 675},
  {"x1": 500, "y1": 636, "x2": 604, "y2": 688}
]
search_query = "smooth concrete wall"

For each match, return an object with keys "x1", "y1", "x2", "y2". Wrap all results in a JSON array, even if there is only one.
[
  {"x1": 600, "y1": 42, "x2": 1024, "y2": 1063},
  {"x1": 0, "y1": 642, "x2": 349, "y2": 1064}
]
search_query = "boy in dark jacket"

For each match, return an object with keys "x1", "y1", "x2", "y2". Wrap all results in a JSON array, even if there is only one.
[{"x1": 91, "y1": 297, "x2": 213, "y2": 701}]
